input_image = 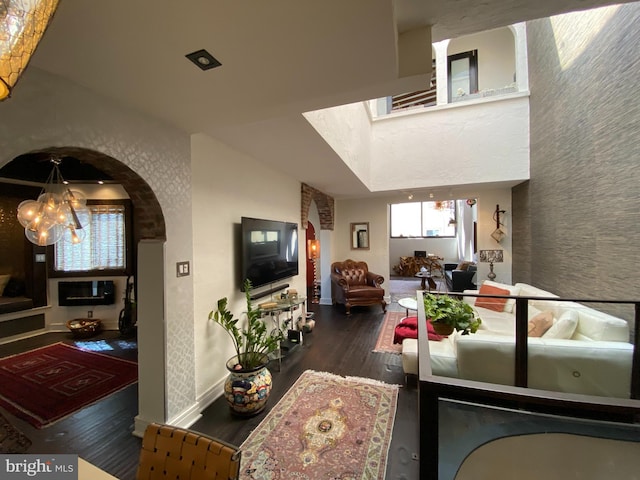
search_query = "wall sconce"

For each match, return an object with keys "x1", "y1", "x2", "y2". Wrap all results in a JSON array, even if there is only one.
[
  {"x1": 0, "y1": 0, "x2": 61, "y2": 100},
  {"x1": 307, "y1": 239, "x2": 319, "y2": 260},
  {"x1": 307, "y1": 239, "x2": 320, "y2": 303},
  {"x1": 491, "y1": 204, "x2": 507, "y2": 243},
  {"x1": 478, "y1": 249, "x2": 504, "y2": 281}
]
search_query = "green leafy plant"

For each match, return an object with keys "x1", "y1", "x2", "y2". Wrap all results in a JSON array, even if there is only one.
[
  {"x1": 209, "y1": 279, "x2": 283, "y2": 370},
  {"x1": 423, "y1": 293, "x2": 481, "y2": 335}
]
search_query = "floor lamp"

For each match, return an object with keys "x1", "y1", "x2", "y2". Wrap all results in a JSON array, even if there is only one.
[{"x1": 308, "y1": 239, "x2": 320, "y2": 303}]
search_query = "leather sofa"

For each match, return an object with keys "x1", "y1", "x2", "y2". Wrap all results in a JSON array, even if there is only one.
[
  {"x1": 444, "y1": 262, "x2": 477, "y2": 292},
  {"x1": 330, "y1": 259, "x2": 386, "y2": 315}
]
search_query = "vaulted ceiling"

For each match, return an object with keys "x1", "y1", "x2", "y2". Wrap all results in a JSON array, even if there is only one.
[{"x1": 20, "y1": 0, "x2": 632, "y2": 197}]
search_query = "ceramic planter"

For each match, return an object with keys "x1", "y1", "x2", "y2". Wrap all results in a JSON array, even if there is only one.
[{"x1": 224, "y1": 353, "x2": 272, "y2": 416}]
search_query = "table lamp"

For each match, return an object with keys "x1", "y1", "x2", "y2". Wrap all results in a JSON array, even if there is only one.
[{"x1": 478, "y1": 249, "x2": 503, "y2": 281}]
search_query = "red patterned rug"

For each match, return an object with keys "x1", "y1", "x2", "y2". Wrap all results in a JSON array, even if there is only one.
[
  {"x1": 373, "y1": 311, "x2": 405, "y2": 354},
  {"x1": 240, "y1": 370, "x2": 399, "y2": 479},
  {"x1": 0, "y1": 342, "x2": 137, "y2": 429}
]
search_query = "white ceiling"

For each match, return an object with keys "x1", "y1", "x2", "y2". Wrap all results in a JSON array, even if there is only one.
[{"x1": 29, "y1": 0, "x2": 630, "y2": 198}]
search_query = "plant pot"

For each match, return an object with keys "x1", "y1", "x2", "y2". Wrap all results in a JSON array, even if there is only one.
[
  {"x1": 431, "y1": 322, "x2": 454, "y2": 336},
  {"x1": 224, "y1": 354, "x2": 272, "y2": 416}
]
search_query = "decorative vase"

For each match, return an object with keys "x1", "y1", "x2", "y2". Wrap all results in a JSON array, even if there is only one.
[
  {"x1": 431, "y1": 322, "x2": 454, "y2": 336},
  {"x1": 224, "y1": 353, "x2": 272, "y2": 416}
]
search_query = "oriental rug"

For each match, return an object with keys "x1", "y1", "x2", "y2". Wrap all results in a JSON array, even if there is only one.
[
  {"x1": 0, "y1": 342, "x2": 137, "y2": 429},
  {"x1": 240, "y1": 370, "x2": 399, "y2": 480},
  {"x1": 0, "y1": 411, "x2": 31, "y2": 453},
  {"x1": 373, "y1": 311, "x2": 405, "y2": 354}
]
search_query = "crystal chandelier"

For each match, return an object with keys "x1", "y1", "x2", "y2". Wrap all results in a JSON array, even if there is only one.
[
  {"x1": 0, "y1": 0, "x2": 61, "y2": 100},
  {"x1": 16, "y1": 157, "x2": 92, "y2": 246}
]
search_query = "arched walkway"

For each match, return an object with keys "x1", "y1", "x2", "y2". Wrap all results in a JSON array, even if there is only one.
[{"x1": 1, "y1": 146, "x2": 168, "y2": 434}]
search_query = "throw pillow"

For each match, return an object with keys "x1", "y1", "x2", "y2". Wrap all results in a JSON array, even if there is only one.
[
  {"x1": 528, "y1": 311, "x2": 554, "y2": 337},
  {"x1": 3, "y1": 277, "x2": 25, "y2": 297},
  {"x1": 483, "y1": 280, "x2": 520, "y2": 313},
  {"x1": 543, "y1": 309, "x2": 579, "y2": 339},
  {"x1": 0, "y1": 274, "x2": 11, "y2": 296},
  {"x1": 456, "y1": 261, "x2": 468, "y2": 271},
  {"x1": 475, "y1": 284, "x2": 510, "y2": 312}
]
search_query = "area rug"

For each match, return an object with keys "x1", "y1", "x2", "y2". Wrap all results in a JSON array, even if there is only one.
[
  {"x1": 0, "y1": 411, "x2": 31, "y2": 453},
  {"x1": 0, "y1": 342, "x2": 137, "y2": 429},
  {"x1": 240, "y1": 370, "x2": 399, "y2": 479},
  {"x1": 373, "y1": 311, "x2": 405, "y2": 354}
]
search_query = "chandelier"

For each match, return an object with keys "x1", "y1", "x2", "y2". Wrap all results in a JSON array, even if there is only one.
[
  {"x1": 16, "y1": 157, "x2": 92, "y2": 246},
  {"x1": 0, "y1": 0, "x2": 61, "y2": 100}
]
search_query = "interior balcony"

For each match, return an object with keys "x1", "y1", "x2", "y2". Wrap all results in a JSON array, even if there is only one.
[{"x1": 304, "y1": 23, "x2": 530, "y2": 194}]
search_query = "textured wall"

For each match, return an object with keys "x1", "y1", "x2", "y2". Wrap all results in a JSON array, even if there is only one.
[
  {"x1": 518, "y1": 4, "x2": 640, "y2": 323},
  {"x1": 0, "y1": 68, "x2": 195, "y2": 421}
]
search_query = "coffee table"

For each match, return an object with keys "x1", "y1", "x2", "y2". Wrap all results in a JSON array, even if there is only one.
[{"x1": 415, "y1": 271, "x2": 437, "y2": 291}]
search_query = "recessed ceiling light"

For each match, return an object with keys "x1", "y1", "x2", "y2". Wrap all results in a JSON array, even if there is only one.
[
  {"x1": 185, "y1": 49, "x2": 222, "y2": 71},
  {"x1": 97, "y1": 180, "x2": 104, "y2": 185}
]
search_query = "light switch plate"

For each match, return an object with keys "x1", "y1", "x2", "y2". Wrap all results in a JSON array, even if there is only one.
[{"x1": 176, "y1": 261, "x2": 190, "y2": 277}]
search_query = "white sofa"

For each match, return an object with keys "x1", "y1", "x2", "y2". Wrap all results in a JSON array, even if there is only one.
[{"x1": 402, "y1": 282, "x2": 634, "y2": 398}]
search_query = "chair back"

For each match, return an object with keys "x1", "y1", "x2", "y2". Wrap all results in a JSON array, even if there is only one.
[
  {"x1": 136, "y1": 423, "x2": 241, "y2": 480},
  {"x1": 332, "y1": 259, "x2": 369, "y2": 285}
]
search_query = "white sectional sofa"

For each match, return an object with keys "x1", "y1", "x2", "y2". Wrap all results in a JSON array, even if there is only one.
[{"x1": 402, "y1": 282, "x2": 634, "y2": 398}]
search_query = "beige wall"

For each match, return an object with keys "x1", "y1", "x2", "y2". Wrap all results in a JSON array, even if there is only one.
[
  {"x1": 191, "y1": 134, "x2": 307, "y2": 404},
  {"x1": 449, "y1": 27, "x2": 517, "y2": 92}
]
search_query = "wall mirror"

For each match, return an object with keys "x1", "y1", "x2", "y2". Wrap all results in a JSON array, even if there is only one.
[{"x1": 351, "y1": 222, "x2": 370, "y2": 250}]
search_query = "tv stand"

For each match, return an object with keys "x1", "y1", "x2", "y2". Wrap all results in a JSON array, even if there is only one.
[{"x1": 249, "y1": 283, "x2": 289, "y2": 301}]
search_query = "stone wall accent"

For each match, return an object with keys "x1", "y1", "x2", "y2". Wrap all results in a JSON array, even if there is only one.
[
  {"x1": 301, "y1": 183, "x2": 334, "y2": 230},
  {"x1": 511, "y1": 181, "x2": 531, "y2": 285},
  {"x1": 521, "y1": 5, "x2": 640, "y2": 324}
]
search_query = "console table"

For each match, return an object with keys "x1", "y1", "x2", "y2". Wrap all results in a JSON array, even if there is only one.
[{"x1": 258, "y1": 296, "x2": 307, "y2": 370}]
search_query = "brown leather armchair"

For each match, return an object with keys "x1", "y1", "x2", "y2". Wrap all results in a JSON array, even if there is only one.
[{"x1": 331, "y1": 259, "x2": 386, "y2": 315}]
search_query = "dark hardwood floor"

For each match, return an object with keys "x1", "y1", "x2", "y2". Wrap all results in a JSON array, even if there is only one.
[{"x1": 0, "y1": 299, "x2": 419, "y2": 480}]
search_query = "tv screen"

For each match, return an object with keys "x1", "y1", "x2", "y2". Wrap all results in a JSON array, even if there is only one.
[{"x1": 241, "y1": 217, "x2": 299, "y2": 290}]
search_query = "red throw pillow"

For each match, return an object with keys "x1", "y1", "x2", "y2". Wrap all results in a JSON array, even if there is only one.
[
  {"x1": 393, "y1": 316, "x2": 444, "y2": 342},
  {"x1": 475, "y1": 284, "x2": 510, "y2": 312}
]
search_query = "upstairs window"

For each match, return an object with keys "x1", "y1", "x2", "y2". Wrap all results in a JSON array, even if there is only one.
[
  {"x1": 50, "y1": 200, "x2": 132, "y2": 276},
  {"x1": 448, "y1": 50, "x2": 478, "y2": 102},
  {"x1": 391, "y1": 201, "x2": 456, "y2": 238}
]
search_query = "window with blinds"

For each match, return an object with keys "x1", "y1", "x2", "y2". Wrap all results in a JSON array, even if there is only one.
[{"x1": 53, "y1": 202, "x2": 130, "y2": 274}]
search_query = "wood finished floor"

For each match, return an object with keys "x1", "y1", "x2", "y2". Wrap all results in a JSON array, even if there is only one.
[{"x1": 0, "y1": 295, "x2": 419, "y2": 480}]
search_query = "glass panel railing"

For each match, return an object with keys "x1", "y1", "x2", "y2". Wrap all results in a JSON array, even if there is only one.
[{"x1": 439, "y1": 400, "x2": 640, "y2": 480}]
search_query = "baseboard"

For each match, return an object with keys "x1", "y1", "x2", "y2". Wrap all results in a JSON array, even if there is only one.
[
  {"x1": 168, "y1": 402, "x2": 202, "y2": 429},
  {"x1": 196, "y1": 375, "x2": 226, "y2": 414},
  {"x1": 319, "y1": 296, "x2": 333, "y2": 306}
]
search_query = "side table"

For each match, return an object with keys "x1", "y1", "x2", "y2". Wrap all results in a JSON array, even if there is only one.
[
  {"x1": 398, "y1": 297, "x2": 418, "y2": 318},
  {"x1": 415, "y1": 271, "x2": 437, "y2": 291}
]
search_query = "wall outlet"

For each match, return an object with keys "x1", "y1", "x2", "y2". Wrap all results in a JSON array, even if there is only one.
[{"x1": 87, "y1": 310, "x2": 93, "y2": 318}]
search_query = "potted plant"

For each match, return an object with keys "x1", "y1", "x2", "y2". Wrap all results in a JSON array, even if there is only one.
[
  {"x1": 423, "y1": 293, "x2": 481, "y2": 335},
  {"x1": 210, "y1": 279, "x2": 283, "y2": 416}
]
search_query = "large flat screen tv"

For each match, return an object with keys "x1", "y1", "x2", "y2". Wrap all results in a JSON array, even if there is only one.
[{"x1": 241, "y1": 217, "x2": 299, "y2": 290}]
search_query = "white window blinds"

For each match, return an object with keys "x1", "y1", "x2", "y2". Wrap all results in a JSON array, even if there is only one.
[{"x1": 54, "y1": 204, "x2": 126, "y2": 272}]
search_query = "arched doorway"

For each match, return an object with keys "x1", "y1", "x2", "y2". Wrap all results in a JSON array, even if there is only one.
[{"x1": 0, "y1": 146, "x2": 167, "y2": 435}]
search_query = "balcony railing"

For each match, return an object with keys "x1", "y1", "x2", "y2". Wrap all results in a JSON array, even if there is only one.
[{"x1": 415, "y1": 291, "x2": 640, "y2": 479}]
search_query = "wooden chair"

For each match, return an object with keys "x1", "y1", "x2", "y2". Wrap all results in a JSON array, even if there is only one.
[{"x1": 136, "y1": 423, "x2": 241, "y2": 480}]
